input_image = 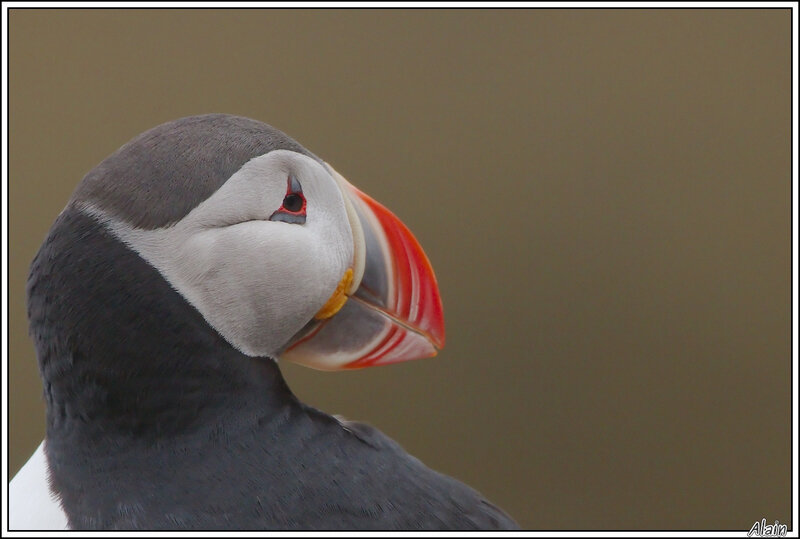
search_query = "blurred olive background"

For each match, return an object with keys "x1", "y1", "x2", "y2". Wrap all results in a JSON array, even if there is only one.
[{"x1": 8, "y1": 9, "x2": 791, "y2": 530}]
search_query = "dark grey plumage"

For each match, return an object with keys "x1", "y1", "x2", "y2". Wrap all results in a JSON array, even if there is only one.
[
  {"x1": 73, "y1": 114, "x2": 320, "y2": 229},
  {"x1": 27, "y1": 115, "x2": 519, "y2": 530}
]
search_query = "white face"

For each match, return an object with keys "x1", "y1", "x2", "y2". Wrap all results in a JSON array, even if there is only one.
[{"x1": 81, "y1": 150, "x2": 355, "y2": 357}]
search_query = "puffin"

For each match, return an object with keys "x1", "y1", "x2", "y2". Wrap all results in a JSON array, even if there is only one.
[{"x1": 9, "y1": 114, "x2": 518, "y2": 530}]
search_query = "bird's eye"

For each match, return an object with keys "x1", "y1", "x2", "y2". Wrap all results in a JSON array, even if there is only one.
[
  {"x1": 269, "y1": 174, "x2": 307, "y2": 225},
  {"x1": 282, "y1": 193, "x2": 304, "y2": 213}
]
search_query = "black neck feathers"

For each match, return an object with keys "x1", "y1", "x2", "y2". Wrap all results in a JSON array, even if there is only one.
[{"x1": 27, "y1": 207, "x2": 293, "y2": 447}]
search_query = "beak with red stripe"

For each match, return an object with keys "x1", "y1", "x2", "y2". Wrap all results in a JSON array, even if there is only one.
[{"x1": 281, "y1": 164, "x2": 445, "y2": 371}]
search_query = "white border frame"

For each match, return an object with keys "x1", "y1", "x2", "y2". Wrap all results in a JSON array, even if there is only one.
[{"x1": 2, "y1": 3, "x2": 797, "y2": 537}]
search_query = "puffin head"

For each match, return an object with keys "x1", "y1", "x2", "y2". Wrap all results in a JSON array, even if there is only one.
[{"x1": 65, "y1": 114, "x2": 444, "y2": 371}]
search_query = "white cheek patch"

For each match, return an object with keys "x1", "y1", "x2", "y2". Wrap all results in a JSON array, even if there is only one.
[{"x1": 77, "y1": 151, "x2": 354, "y2": 358}]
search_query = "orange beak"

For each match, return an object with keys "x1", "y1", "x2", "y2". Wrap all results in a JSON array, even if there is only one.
[{"x1": 280, "y1": 166, "x2": 445, "y2": 370}]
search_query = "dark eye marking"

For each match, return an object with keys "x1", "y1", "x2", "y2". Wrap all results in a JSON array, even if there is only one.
[{"x1": 269, "y1": 174, "x2": 307, "y2": 225}]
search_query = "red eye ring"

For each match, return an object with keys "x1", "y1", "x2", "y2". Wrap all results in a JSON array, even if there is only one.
[{"x1": 269, "y1": 174, "x2": 307, "y2": 224}]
